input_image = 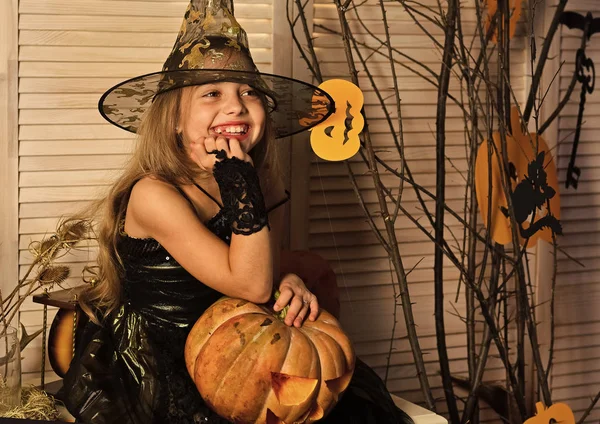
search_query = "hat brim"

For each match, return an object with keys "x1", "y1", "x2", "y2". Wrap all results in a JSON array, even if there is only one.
[{"x1": 98, "y1": 69, "x2": 334, "y2": 139}]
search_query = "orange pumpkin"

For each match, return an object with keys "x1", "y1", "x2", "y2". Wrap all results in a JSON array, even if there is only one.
[
  {"x1": 185, "y1": 297, "x2": 355, "y2": 424},
  {"x1": 523, "y1": 402, "x2": 575, "y2": 424},
  {"x1": 475, "y1": 106, "x2": 561, "y2": 247}
]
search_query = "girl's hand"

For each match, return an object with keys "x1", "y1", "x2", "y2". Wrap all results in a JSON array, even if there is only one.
[
  {"x1": 273, "y1": 273, "x2": 319, "y2": 327},
  {"x1": 189, "y1": 135, "x2": 253, "y2": 173}
]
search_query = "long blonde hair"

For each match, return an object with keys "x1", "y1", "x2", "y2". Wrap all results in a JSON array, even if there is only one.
[{"x1": 79, "y1": 86, "x2": 280, "y2": 321}]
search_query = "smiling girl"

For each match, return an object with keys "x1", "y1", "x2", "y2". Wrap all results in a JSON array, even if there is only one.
[{"x1": 61, "y1": 1, "x2": 411, "y2": 423}]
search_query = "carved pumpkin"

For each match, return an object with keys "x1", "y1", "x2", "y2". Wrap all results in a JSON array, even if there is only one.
[
  {"x1": 184, "y1": 297, "x2": 355, "y2": 424},
  {"x1": 308, "y1": 79, "x2": 364, "y2": 162},
  {"x1": 523, "y1": 402, "x2": 575, "y2": 424},
  {"x1": 475, "y1": 106, "x2": 561, "y2": 247},
  {"x1": 485, "y1": 0, "x2": 523, "y2": 43}
]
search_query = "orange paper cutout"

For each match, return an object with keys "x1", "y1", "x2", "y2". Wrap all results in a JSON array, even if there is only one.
[
  {"x1": 523, "y1": 402, "x2": 575, "y2": 424},
  {"x1": 485, "y1": 0, "x2": 523, "y2": 43},
  {"x1": 309, "y1": 79, "x2": 364, "y2": 162},
  {"x1": 475, "y1": 106, "x2": 561, "y2": 247}
]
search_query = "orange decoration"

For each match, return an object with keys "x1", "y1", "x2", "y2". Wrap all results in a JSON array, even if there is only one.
[
  {"x1": 485, "y1": 0, "x2": 523, "y2": 43},
  {"x1": 475, "y1": 106, "x2": 561, "y2": 247},
  {"x1": 523, "y1": 402, "x2": 575, "y2": 424},
  {"x1": 309, "y1": 79, "x2": 364, "y2": 162},
  {"x1": 47, "y1": 308, "x2": 80, "y2": 377},
  {"x1": 185, "y1": 297, "x2": 355, "y2": 424}
]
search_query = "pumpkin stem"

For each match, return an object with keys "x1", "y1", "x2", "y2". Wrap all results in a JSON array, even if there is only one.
[{"x1": 272, "y1": 290, "x2": 289, "y2": 321}]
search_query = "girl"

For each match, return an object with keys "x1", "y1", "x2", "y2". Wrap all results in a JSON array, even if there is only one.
[{"x1": 62, "y1": 0, "x2": 411, "y2": 423}]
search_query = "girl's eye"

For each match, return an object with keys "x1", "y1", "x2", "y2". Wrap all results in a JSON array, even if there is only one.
[
  {"x1": 241, "y1": 89, "x2": 258, "y2": 97},
  {"x1": 203, "y1": 91, "x2": 220, "y2": 98}
]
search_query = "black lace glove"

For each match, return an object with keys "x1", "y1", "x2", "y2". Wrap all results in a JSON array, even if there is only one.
[{"x1": 212, "y1": 154, "x2": 270, "y2": 235}]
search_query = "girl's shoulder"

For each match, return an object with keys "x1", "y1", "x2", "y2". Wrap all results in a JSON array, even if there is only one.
[
  {"x1": 125, "y1": 176, "x2": 195, "y2": 239},
  {"x1": 131, "y1": 175, "x2": 179, "y2": 196}
]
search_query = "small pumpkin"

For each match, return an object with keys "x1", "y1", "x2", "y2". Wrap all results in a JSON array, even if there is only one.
[
  {"x1": 301, "y1": 79, "x2": 364, "y2": 162},
  {"x1": 523, "y1": 402, "x2": 575, "y2": 424},
  {"x1": 185, "y1": 296, "x2": 355, "y2": 424}
]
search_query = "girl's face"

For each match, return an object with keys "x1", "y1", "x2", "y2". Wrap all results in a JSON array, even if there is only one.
[{"x1": 180, "y1": 82, "x2": 267, "y2": 153}]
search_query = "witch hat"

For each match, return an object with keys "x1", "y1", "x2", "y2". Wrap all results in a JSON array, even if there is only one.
[{"x1": 99, "y1": 0, "x2": 333, "y2": 138}]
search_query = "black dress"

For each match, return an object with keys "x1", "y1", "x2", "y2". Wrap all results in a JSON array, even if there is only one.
[{"x1": 61, "y1": 188, "x2": 412, "y2": 424}]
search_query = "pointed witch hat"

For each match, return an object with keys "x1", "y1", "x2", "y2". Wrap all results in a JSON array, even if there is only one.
[{"x1": 99, "y1": 0, "x2": 334, "y2": 138}]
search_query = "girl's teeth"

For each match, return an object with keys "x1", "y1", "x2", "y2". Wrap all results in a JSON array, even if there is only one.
[{"x1": 214, "y1": 125, "x2": 248, "y2": 135}]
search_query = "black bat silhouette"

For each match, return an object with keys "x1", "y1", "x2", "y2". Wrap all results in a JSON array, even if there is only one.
[{"x1": 559, "y1": 11, "x2": 600, "y2": 39}]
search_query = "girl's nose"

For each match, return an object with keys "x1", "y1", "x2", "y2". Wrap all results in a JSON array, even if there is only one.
[{"x1": 223, "y1": 94, "x2": 247, "y2": 115}]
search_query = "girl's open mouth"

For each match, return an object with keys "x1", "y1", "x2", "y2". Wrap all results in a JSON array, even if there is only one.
[{"x1": 210, "y1": 124, "x2": 250, "y2": 138}]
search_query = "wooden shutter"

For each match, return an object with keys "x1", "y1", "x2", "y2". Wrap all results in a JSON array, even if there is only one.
[
  {"x1": 550, "y1": 0, "x2": 600, "y2": 421},
  {"x1": 302, "y1": 0, "x2": 528, "y2": 420},
  {"x1": 18, "y1": 0, "x2": 275, "y2": 385}
]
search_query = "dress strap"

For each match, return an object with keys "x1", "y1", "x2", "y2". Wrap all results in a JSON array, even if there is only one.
[
  {"x1": 174, "y1": 186, "x2": 199, "y2": 210},
  {"x1": 193, "y1": 183, "x2": 223, "y2": 208},
  {"x1": 267, "y1": 190, "x2": 291, "y2": 213},
  {"x1": 191, "y1": 184, "x2": 287, "y2": 212}
]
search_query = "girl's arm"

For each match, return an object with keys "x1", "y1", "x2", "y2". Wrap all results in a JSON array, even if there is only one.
[{"x1": 126, "y1": 176, "x2": 273, "y2": 304}]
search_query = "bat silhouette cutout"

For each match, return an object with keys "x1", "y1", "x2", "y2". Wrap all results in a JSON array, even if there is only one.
[{"x1": 559, "y1": 11, "x2": 600, "y2": 39}]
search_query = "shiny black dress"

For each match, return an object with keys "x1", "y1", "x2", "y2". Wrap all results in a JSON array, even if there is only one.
[{"x1": 62, "y1": 195, "x2": 412, "y2": 424}]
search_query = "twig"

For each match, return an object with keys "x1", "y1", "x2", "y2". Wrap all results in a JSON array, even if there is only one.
[
  {"x1": 376, "y1": 0, "x2": 407, "y2": 220},
  {"x1": 522, "y1": 0, "x2": 569, "y2": 124},
  {"x1": 577, "y1": 390, "x2": 600, "y2": 424},
  {"x1": 433, "y1": 0, "x2": 460, "y2": 420}
]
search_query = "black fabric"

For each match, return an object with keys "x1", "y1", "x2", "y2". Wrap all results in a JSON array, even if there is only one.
[
  {"x1": 61, "y1": 195, "x2": 411, "y2": 424},
  {"x1": 212, "y1": 157, "x2": 269, "y2": 235}
]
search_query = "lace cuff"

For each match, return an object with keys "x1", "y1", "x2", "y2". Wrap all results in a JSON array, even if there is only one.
[{"x1": 213, "y1": 156, "x2": 270, "y2": 235}]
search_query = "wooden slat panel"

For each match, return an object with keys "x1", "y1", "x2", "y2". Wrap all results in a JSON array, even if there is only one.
[
  {"x1": 20, "y1": 124, "x2": 129, "y2": 140},
  {"x1": 19, "y1": 15, "x2": 271, "y2": 34},
  {"x1": 19, "y1": 30, "x2": 272, "y2": 48},
  {"x1": 314, "y1": 3, "x2": 479, "y2": 22},
  {"x1": 551, "y1": 3, "x2": 600, "y2": 416},
  {"x1": 20, "y1": 140, "x2": 134, "y2": 156},
  {"x1": 19, "y1": 46, "x2": 271, "y2": 64},
  {"x1": 20, "y1": 201, "x2": 91, "y2": 217},
  {"x1": 20, "y1": 169, "x2": 121, "y2": 187},
  {"x1": 19, "y1": 154, "x2": 129, "y2": 171},
  {"x1": 19, "y1": 61, "x2": 273, "y2": 77},
  {"x1": 20, "y1": 109, "x2": 109, "y2": 125},
  {"x1": 20, "y1": 185, "x2": 111, "y2": 204},
  {"x1": 19, "y1": 1, "x2": 271, "y2": 18}
]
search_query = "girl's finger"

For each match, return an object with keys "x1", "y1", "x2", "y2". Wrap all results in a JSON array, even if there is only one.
[
  {"x1": 284, "y1": 296, "x2": 304, "y2": 327},
  {"x1": 228, "y1": 138, "x2": 245, "y2": 160},
  {"x1": 307, "y1": 296, "x2": 320, "y2": 321},
  {"x1": 294, "y1": 301, "x2": 310, "y2": 328},
  {"x1": 215, "y1": 136, "x2": 230, "y2": 156},
  {"x1": 204, "y1": 136, "x2": 216, "y2": 153},
  {"x1": 273, "y1": 287, "x2": 293, "y2": 312},
  {"x1": 190, "y1": 141, "x2": 208, "y2": 166}
]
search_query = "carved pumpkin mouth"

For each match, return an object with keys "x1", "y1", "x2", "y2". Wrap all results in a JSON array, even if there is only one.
[
  {"x1": 271, "y1": 372, "x2": 319, "y2": 405},
  {"x1": 323, "y1": 100, "x2": 355, "y2": 146}
]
